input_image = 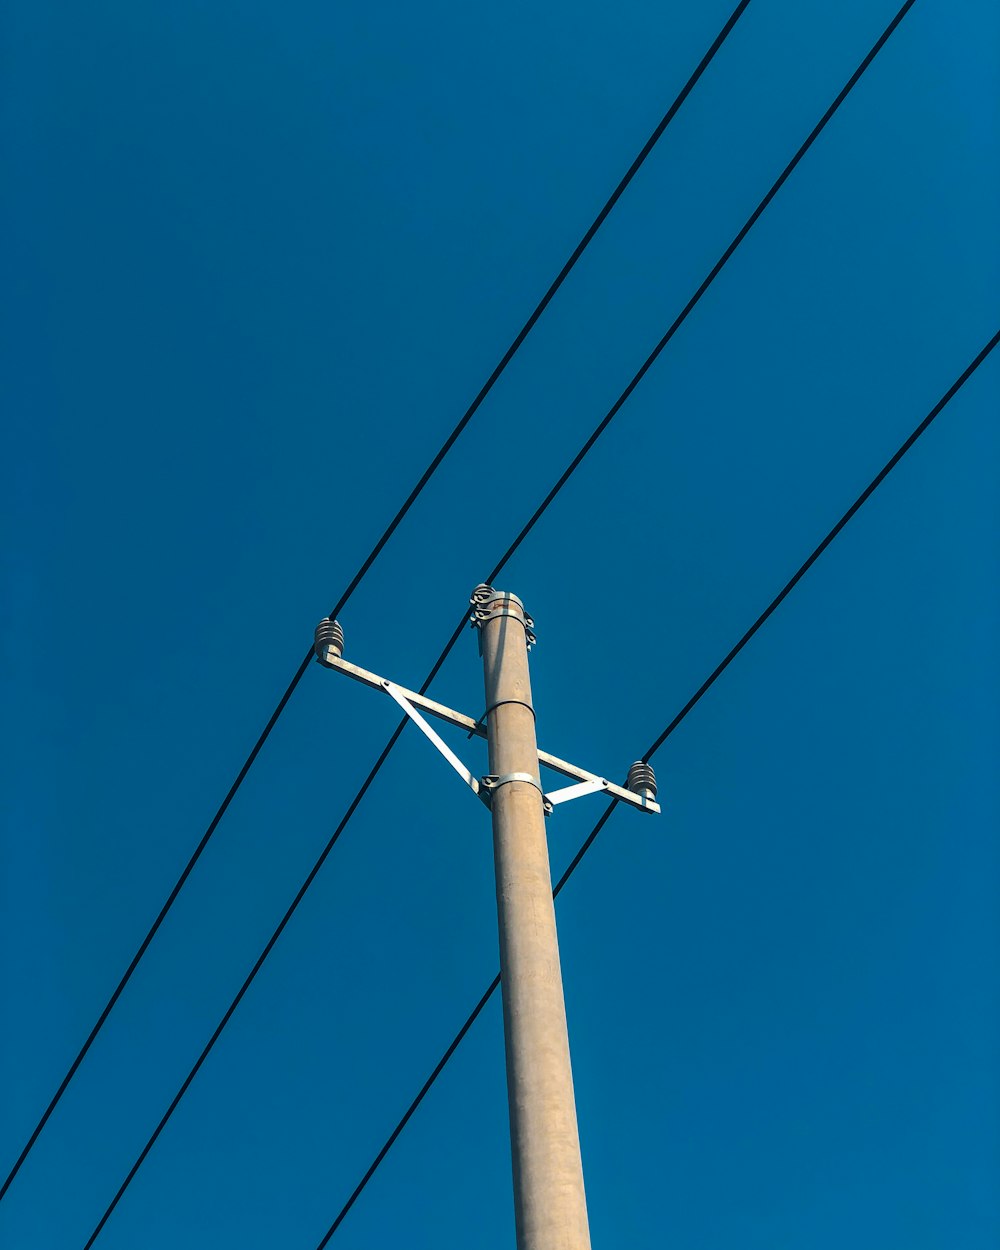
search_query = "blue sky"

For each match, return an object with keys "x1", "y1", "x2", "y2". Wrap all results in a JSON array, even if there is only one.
[{"x1": 2, "y1": 1, "x2": 998, "y2": 1247}]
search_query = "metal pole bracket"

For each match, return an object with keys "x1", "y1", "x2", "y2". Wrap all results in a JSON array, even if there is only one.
[
  {"x1": 317, "y1": 648, "x2": 661, "y2": 817},
  {"x1": 482, "y1": 772, "x2": 554, "y2": 816}
]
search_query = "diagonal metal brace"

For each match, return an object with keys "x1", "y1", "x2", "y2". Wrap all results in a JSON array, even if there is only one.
[
  {"x1": 381, "y1": 680, "x2": 490, "y2": 807},
  {"x1": 545, "y1": 778, "x2": 610, "y2": 807}
]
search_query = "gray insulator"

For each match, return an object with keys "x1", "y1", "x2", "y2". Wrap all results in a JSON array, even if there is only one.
[
  {"x1": 626, "y1": 761, "x2": 657, "y2": 799},
  {"x1": 314, "y1": 617, "x2": 345, "y2": 662}
]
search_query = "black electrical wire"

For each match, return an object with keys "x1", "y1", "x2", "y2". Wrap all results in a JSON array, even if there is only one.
[
  {"x1": 78, "y1": 5, "x2": 924, "y2": 1240},
  {"x1": 313, "y1": 326, "x2": 1000, "y2": 1246},
  {"x1": 488, "y1": 0, "x2": 921, "y2": 577},
  {"x1": 0, "y1": 0, "x2": 755, "y2": 1206},
  {"x1": 640, "y1": 328, "x2": 1000, "y2": 761}
]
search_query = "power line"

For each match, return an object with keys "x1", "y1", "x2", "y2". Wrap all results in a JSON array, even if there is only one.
[
  {"x1": 313, "y1": 326, "x2": 1000, "y2": 1245},
  {"x1": 77, "y1": 4, "x2": 919, "y2": 1238},
  {"x1": 81, "y1": 726, "x2": 408, "y2": 1250},
  {"x1": 0, "y1": 0, "x2": 753, "y2": 1204},
  {"x1": 487, "y1": 0, "x2": 920, "y2": 575},
  {"x1": 640, "y1": 327, "x2": 1000, "y2": 761}
]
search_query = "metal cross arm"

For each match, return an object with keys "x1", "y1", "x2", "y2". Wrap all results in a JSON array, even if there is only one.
[{"x1": 313, "y1": 637, "x2": 660, "y2": 817}]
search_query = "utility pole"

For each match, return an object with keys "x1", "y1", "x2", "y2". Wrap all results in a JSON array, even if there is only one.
[
  {"x1": 471, "y1": 584, "x2": 591, "y2": 1250},
  {"x1": 314, "y1": 589, "x2": 659, "y2": 1247}
]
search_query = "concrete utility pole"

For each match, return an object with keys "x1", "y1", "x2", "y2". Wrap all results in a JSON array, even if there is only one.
[
  {"x1": 471, "y1": 585, "x2": 591, "y2": 1250},
  {"x1": 314, "y1": 591, "x2": 659, "y2": 1248}
]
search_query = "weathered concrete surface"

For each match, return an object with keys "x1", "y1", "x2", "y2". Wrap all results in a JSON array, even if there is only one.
[{"x1": 479, "y1": 590, "x2": 591, "y2": 1250}]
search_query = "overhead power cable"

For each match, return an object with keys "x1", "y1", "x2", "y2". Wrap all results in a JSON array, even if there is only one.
[
  {"x1": 79, "y1": 5, "x2": 918, "y2": 1241},
  {"x1": 314, "y1": 327, "x2": 1000, "y2": 1246},
  {"x1": 0, "y1": 0, "x2": 753, "y2": 1205}
]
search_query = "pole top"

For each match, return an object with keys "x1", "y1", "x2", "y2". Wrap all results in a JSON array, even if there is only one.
[
  {"x1": 469, "y1": 584, "x2": 536, "y2": 647},
  {"x1": 469, "y1": 583, "x2": 524, "y2": 610}
]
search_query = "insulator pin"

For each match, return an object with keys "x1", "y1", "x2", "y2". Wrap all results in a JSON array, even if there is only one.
[
  {"x1": 626, "y1": 761, "x2": 657, "y2": 800},
  {"x1": 314, "y1": 618, "x2": 345, "y2": 666}
]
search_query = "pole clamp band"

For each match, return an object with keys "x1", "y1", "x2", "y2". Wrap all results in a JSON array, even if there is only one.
[
  {"x1": 487, "y1": 697, "x2": 535, "y2": 718},
  {"x1": 470, "y1": 608, "x2": 537, "y2": 649},
  {"x1": 466, "y1": 698, "x2": 535, "y2": 739},
  {"x1": 481, "y1": 772, "x2": 553, "y2": 815}
]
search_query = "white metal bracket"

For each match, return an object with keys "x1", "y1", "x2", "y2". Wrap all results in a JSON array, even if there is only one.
[
  {"x1": 321, "y1": 654, "x2": 660, "y2": 817},
  {"x1": 545, "y1": 778, "x2": 610, "y2": 807}
]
